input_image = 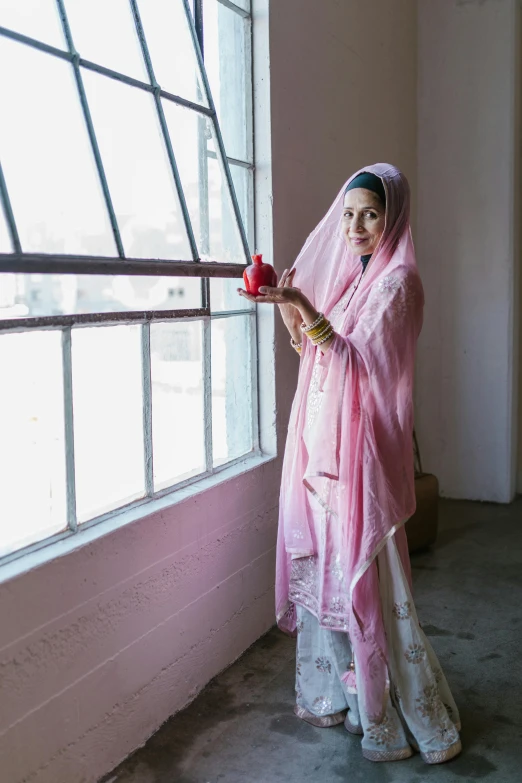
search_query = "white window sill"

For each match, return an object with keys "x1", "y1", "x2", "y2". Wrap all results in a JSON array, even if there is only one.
[{"x1": 0, "y1": 451, "x2": 276, "y2": 586}]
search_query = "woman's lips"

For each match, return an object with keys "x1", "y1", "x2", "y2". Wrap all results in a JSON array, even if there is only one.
[{"x1": 350, "y1": 237, "x2": 368, "y2": 245}]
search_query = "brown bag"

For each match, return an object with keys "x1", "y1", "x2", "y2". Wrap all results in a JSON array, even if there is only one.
[{"x1": 404, "y1": 431, "x2": 439, "y2": 554}]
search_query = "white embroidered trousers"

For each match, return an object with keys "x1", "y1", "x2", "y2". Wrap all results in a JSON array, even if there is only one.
[{"x1": 294, "y1": 536, "x2": 462, "y2": 764}]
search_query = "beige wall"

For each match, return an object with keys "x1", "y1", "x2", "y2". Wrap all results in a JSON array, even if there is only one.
[
  {"x1": 269, "y1": 0, "x2": 418, "y2": 276},
  {"x1": 268, "y1": 0, "x2": 418, "y2": 469},
  {"x1": 416, "y1": 0, "x2": 520, "y2": 502},
  {"x1": 0, "y1": 4, "x2": 419, "y2": 782}
]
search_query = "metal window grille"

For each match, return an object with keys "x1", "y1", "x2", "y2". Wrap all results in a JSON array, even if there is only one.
[
  {"x1": 0, "y1": 0, "x2": 253, "y2": 276},
  {"x1": 0, "y1": 0, "x2": 259, "y2": 564}
]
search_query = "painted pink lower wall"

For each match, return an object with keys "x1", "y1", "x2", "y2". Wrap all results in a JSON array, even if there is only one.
[
  {"x1": 0, "y1": 461, "x2": 280, "y2": 783},
  {"x1": 0, "y1": 2, "x2": 418, "y2": 781}
]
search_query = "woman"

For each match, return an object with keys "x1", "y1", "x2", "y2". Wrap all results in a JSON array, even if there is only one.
[{"x1": 238, "y1": 164, "x2": 461, "y2": 764}]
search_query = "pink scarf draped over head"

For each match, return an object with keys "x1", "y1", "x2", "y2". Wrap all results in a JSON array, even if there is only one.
[{"x1": 275, "y1": 163, "x2": 424, "y2": 721}]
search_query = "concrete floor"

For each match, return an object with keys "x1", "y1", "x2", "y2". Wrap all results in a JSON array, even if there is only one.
[{"x1": 103, "y1": 498, "x2": 522, "y2": 783}]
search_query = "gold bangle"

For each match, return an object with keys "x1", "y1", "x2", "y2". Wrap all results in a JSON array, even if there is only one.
[
  {"x1": 307, "y1": 321, "x2": 332, "y2": 341},
  {"x1": 290, "y1": 337, "x2": 302, "y2": 354},
  {"x1": 312, "y1": 327, "x2": 334, "y2": 346},
  {"x1": 305, "y1": 319, "x2": 329, "y2": 340},
  {"x1": 300, "y1": 313, "x2": 324, "y2": 333}
]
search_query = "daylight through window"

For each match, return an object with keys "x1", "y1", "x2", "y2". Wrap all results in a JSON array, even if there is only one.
[{"x1": 0, "y1": 0, "x2": 257, "y2": 561}]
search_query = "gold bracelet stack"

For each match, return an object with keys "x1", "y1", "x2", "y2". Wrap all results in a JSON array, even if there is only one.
[
  {"x1": 290, "y1": 337, "x2": 302, "y2": 355},
  {"x1": 300, "y1": 313, "x2": 334, "y2": 346}
]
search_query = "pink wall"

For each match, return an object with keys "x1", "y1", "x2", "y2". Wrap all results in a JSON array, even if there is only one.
[
  {"x1": 0, "y1": 462, "x2": 280, "y2": 782},
  {"x1": 0, "y1": 2, "x2": 417, "y2": 781}
]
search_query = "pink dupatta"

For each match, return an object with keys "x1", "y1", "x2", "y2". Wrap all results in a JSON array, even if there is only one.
[{"x1": 275, "y1": 163, "x2": 424, "y2": 721}]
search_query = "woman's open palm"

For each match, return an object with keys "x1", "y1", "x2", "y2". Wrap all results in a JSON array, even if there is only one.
[{"x1": 238, "y1": 268, "x2": 303, "y2": 333}]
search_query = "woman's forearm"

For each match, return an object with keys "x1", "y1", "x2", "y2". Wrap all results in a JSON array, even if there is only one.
[
  {"x1": 287, "y1": 322, "x2": 303, "y2": 346},
  {"x1": 277, "y1": 306, "x2": 303, "y2": 346},
  {"x1": 297, "y1": 298, "x2": 320, "y2": 328}
]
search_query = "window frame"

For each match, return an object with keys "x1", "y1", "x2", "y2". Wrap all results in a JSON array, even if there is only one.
[
  {"x1": 0, "y1": 0, "x2": 253, "y2": 276},
  {"x1": 0, "y1": 0, "x2": 260, "y2": 566}
]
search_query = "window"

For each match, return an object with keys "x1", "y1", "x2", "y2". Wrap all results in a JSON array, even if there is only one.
[{"x1": 0, "y1": 0, "x2": 257, "y2": 561}]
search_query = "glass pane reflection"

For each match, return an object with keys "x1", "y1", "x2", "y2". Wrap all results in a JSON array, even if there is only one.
[
  {"x1": 83, "y1": 70, "x2": 193, "y2": 261},
  {"x1": 204, "y1": 0, "x2": 250, "y2": 162},
  {"x1": 212, "y1": 314, "x2": 253, "y2": 466},
  {"x1": 151, "y1": 320, "x2": 205, "y2": 490},
  {"x1": 0, "y1": 37, "x2": 116, "y2": 256},
  {"x1": 0, "y1": 274, "x2": 201, "y2": 319},
  {"x1": 162, "y1": 102, "x2": 245, "y2": 264},
  {"x1": 0, "y1": 330, "x2": 67, "y2": 557},
  {"x1": 72, "y1": 325, "x2": 145, "y2": 522},
  {"x1": 137, "y1": 0, "x2": 208, "y2": 107},
  {"x1": 66, "y1": 0, "x2": 148, "y2": 81},
  {"x1": 0, "y1": 0, "x2": 66, "y2": 49}
]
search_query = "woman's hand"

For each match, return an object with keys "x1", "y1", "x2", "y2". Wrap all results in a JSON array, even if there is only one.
[
  {"x1": 238, "y1": 268, "x2": 336, "y2": 355},
  {"x1": 238, "y1": 268, "x2": 305, "y2": 338}
]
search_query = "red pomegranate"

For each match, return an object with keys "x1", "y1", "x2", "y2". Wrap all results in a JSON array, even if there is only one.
[{"x1": 243, "y1": 254, "x2": 278, "y2": 296}]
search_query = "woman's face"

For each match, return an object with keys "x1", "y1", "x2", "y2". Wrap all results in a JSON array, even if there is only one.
[{"x1": 342, "y1": 188, "x2": 386, "y2": 255}]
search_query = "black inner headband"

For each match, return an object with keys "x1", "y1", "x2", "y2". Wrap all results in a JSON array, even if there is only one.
[{"x1": 345, "y1": 172, "x2": 386, "y2": 205}]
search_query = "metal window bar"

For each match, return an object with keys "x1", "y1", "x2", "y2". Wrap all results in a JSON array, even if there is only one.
[
  {"x1": 0, "y1": 308, "x2": 259, "y2": 336},
  {"x1": 217, "y1": 0, "x2": 251, "y2": 20},
  {"x1": 0, "y1": 308, "x2": 209, "y2": 334},
  {"x1": 0, "y1": 253, "x2": 246, "y2": 277},
  {"x1": 181, "y1": 0, "x2": 251, "y2": 263},
  {"x1": 0, "y1": 160, "x2": 21, "y2": 253},
  {"x1": 0, "y1": 3, "x2": 253, "y2": 275},
  {"x1": 129, "y1": 0, "x2": 200, "y2": 264},
  {"x1": 61, "y1": 326, "x2": 78, "y2": 532},
  {"x1": 55, "y1": 0, "x2": 125, "y2": 258},
  {"x1": 194, "y1": 0, "x2": 214, "y2": 474},
  {"x1": 247, "y1": 6, "x2": 260, "y2": 455},
  {"x1": 206, "y1": 150, "x2": 254, "y2": 170},
  {"x1": 0, "y1": 26, "x2": 215, "y2": 117}
]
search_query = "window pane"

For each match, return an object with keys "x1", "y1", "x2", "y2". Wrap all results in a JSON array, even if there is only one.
[
  {"x1": 0, "y1": 203, "x2": 11, "y2": 253},
  {"x1": 212, "y1": 314, "x2": 253, "y2": 465},
  {"x1": 137, "y1": 0, "x2": 208, "y2": 107},
  {"x1": 210, "y1": 277, "x2": 253, "y2": 312},
  {"x1": 0, "y1": 273, "x2": 17, "y2": 310},
  {"x1": 151, "y1": 321, "x2": 205, "y2": 490},
  {"x1": 208, "y1": 153, "x2": 245, "y2": 264},
  {"x1": 162, "y1": 102, "x2": 244, "y2": 263},
  {"x1": 83, "y1": 70, "x2": 193, "y2": 261},
  {"x1": 65, "y1": 0, "x2": 148, "y2": 81},
  {"x1": 230, "y1": 163, "x2": 253, "y2": 246},
  {"x1": 0, "y1": 274, "x2": 201, "y2": 319},
  {"x1": 0, "y1": 38, "x2": 116, "y2": 255},
  {"x1": 204, "y1": 1, "x2": 250, "y2": 162},
  {"x1": 0, "y1": 330, "x2": 67, "y2": 557},
  {"x1": 72, "y1": 325, "x2": 144, "y2": 522},
  {"x1": 161, "y1": 104, "x2": 208, "y2": 257},
  {"x1": 0, "y1": 0, "x2": 65, "y2": 48}
]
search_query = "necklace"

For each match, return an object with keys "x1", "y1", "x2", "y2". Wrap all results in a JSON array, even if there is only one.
[{"x1": 342, "y1": 266, "x2": 365, "y2": 312}]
